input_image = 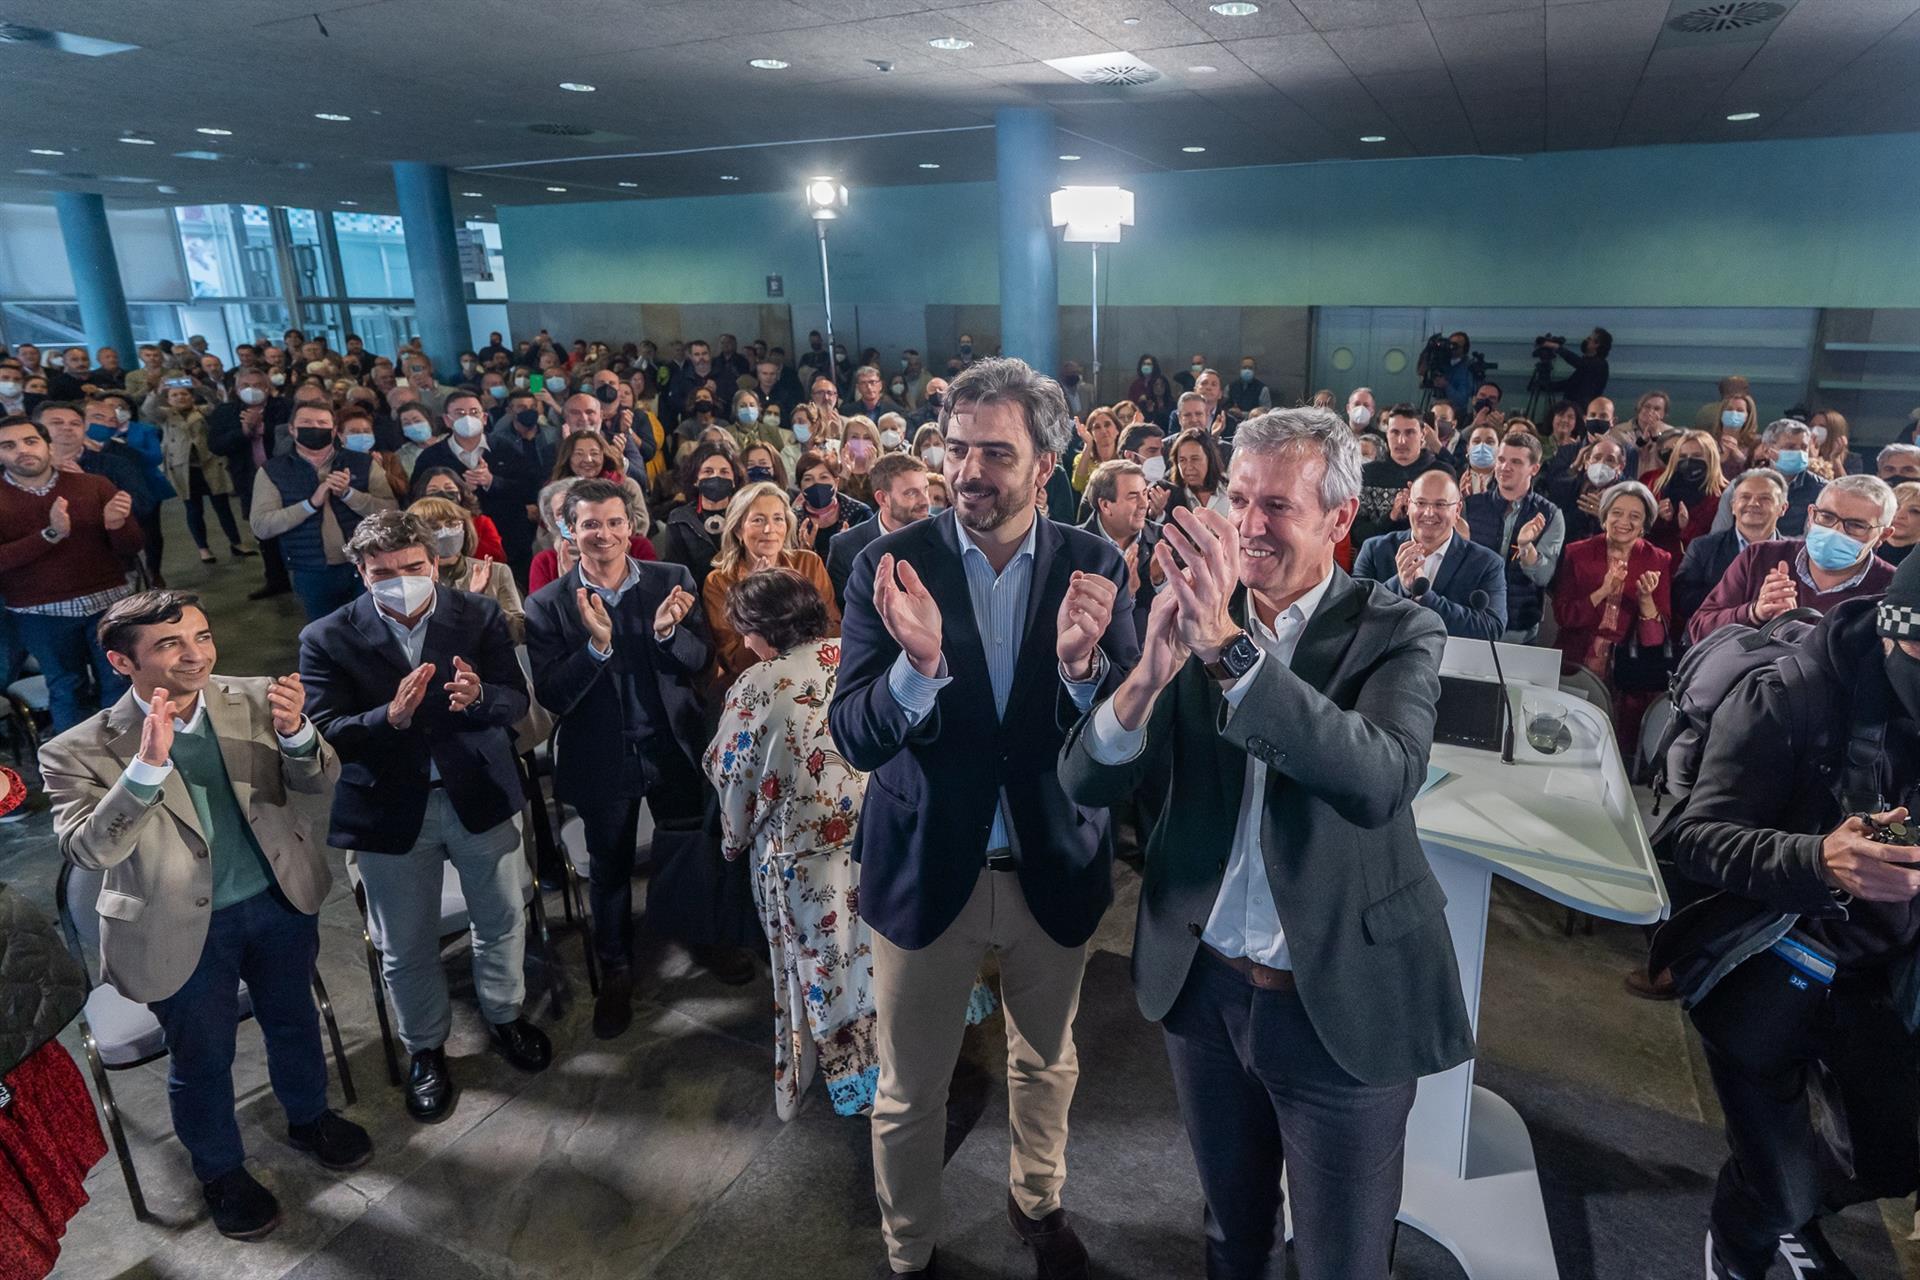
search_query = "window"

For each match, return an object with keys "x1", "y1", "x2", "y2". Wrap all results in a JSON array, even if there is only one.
[
  {"x1": 283, "y1": 208, "x2": 338, "y2": 299},
  {"x1": 348, "y1": 303, "x2": 418, "y2": 362},
  {"x1": 174, "y1": 205, "x2": 280, "y2": 299},
  {"x1": 333, "y1": 212, "x2": 411, "y2": 298},
  {"x1": 0, "y1": 302, "x2": 83, "y2": 348}
]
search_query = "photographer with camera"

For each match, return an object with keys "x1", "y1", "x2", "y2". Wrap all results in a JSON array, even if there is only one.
[
  {"x1": 1419, "y1": 331, "x2": 1477, "y2": 419},
  {"x1": 1539, "y1": 328, "x2": 1612, "y2": 408},
  {"x1": 1652, "y1": 556, "x2": 1920, "y2": 1278}
]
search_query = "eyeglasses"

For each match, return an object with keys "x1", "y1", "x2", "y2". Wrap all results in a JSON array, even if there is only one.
[
  {"x1": 1408, "y1": 500, "x2": 1459, "y2": 514},
  {"x1": 1808, "y1": 507, "x2": 1881, "y2": 541}
]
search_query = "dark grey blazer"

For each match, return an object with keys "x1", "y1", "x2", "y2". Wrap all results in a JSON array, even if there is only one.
[
  {"x1": 1058, "y1": 568, "x2": 1475, "y2": 1087},
  {"x1": 825, "y1": 514, "x2": 886, "y2": 612}
]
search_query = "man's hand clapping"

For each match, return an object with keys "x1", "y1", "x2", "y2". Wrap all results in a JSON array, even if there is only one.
[
  {"x1": 872, "y1": 553, "x2": 942, "y2": 678},
  {"x1": 1056, "y1": 571, "x2": 1118, "y2": 681},
  {"x1": 387, "y1": 662, "x2": 435, "y2": 730}
]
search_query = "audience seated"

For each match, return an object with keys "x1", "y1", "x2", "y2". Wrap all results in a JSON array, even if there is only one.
[
  {"x1": 1712, "y1": 419, "x2": 1824, "y2": 538},
  {"x1": 1547, "y1": 432, "x2": 1628, "y2": 544},
  {"x1": 699, "y1": 480, "x2": 840, "y2": 692},
  {"x1": 1690, "y1": 476, "x2": 1897, "y2": 645},
  {"x1": 826, "y1": 454, "x2": 930, "y2": 611},
  {"x1": 1463, "y1": 430, "x2": 1563, "y2": 645},
  {"x1": 1353, "y1": 469, "x2": 1506, "y2": 640},
  {"x1": 1552, "y1": 481, "x2": 1672, "y2": 757},
  {"x1": 1672, "y1": 468, "x2": 1788, "y2": 636},
  {"x1": 1884, "y1": 481, "x2": 1920, "y2": 567},
  {"x1": 1351, "y1": 403, "x2": 1454, "y2": 547}
]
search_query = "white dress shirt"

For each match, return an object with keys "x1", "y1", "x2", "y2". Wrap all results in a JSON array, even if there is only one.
[
  {"x1": 1087, "y1": 567, "x2": 1335, "y2": 968},
  {"x1": 1417, "y1": 534, "x2": 1452, "y2": 591}
]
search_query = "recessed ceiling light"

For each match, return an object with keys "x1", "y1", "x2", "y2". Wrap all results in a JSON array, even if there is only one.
[
  {"x1": 28, "y1": 148, "x2": 64, "y2": 156},
  {"x1": 1058, "y1": 153, "x2": 1082, "y2": 161},
  {"x1": 617, "y1": 181, "x2": 639, "y2": 188},
  {"x1": 195, "y1": 127, "x2": 232, "y2": 136},
  {"x1": 338, "y1": 200, "x2": 358, "y2": 206},
  {"x1": 918, "y1": 162, "x2": 941, "y2": 169},
  {"x1": 545, "y1": 186, "x2": 568, "y2": 192},
  {"x1": 460, "y1": 190, "x2": 483, "y2": 197},
  {"x1": 1182, "y1": 145, "x2": 1207, "y2": 153},
  {"x1": 1726, "y1": 111, "x2": 1760, "y2": 121},
  {"x1": 1122, "y1": 16, "x2": 1141, "y2": 23},
  {"x1": 928, "y1": 36, "x2": 973, "y2": 50},
  {"x1": 313, "y1": 112, "x2": 351, "y2": 122},
  {"x1": 1360, "y1": 135, "x2": 1387, "y2": 143},
  {"x1": 748, "y1": 58, "x2": 789, "y2": 70},
  {"x1": 558, "y1": 82, "x2": 596, "y2": 92},
  {"x1": 1210, "y1": 1, "x2": 1260, "y2": 13},
  {"x1": 719, "y1": 174, "x2": 740, "y2": 181},
  {"x1": 1188, "y1": 64, "x2": 1218, "y2": 73},
  {"x1": 118, "y1": 136, "x2": 156, "y2": 145}
]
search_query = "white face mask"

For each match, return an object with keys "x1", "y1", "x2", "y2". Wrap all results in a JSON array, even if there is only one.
[
  {"x1": 1586, "y1": 462, "x2": 1619, "y2": 487},
  {"x1": 922, "y1": 446, "x2": 946, "y2": 468},
  {"x1": 368, "y1": 573, "x2": 434, "y2": 616},
  {"x1": 430, "y1": 526, "x2": 465, "y2": 556},
  {"x1": 114, "y1": 407, "x2": 131, "y2": 424},
  {"x1": 0, "y1": 382, "x2": 19, "y2": 398},
  {"x1": 238, "y1": 386, "x2": 266, "y2": 405},
  {"x1": 1141, "y1": 456, "x2": 1167, "y2": 484},
  {"x1": 451, "y1": 413, "x2": 486, "y2": 439},
  {"x1": 1348, "y1": 404, "x2": 1373, "y2": 428},
  {"x1": 879, "y1": 429, "x2": 902, "y2": 449},
  {"x1": 268, "y1": 372, "x2": 285, "y2": 386}
]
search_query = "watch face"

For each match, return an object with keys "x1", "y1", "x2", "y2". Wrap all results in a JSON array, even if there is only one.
[{"x1": 1224, "y1": 632, "x2": 1259, "y2": 676}]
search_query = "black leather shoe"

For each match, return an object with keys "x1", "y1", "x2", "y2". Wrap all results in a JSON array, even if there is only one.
[
  {"x1": 872, "y1": 1248, "x2": 937, "y2": 1278},
  {"x1": 229, "y1": 544, "x2": 257, "y2": 557},
  {"x1": 203, "y1": 1167, "x2": 282, "y2": 1240},
  {"x1": 1007, "y1": 1192, "x2": 1090, "y2": 1280},
  {"x1": 403, "y1": 1047, "x2": 456, "y2": 1123},
  {"x1": 488, "y1": 1017, "x2": 553, "y2": 1072},
  {"x1": 593, "y1": 966, "x2": 635, "y2": 1040},
  {"x1": 246, "y1": 583, "x2": 290, "y2": 601},
  {"x1": 689, "y1": 943, "x2": 757, "y2": 986},
  {"x1": 286, "y1": 1109, "x2": 373, "y2": 1170}
]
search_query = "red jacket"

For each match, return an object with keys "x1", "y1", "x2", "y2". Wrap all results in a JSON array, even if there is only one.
[{"x1": 1553, "y1": 535, "x2": 1672, "y2": 673}]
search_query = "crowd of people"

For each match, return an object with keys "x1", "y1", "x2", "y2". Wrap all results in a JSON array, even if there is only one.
[{"x1": 9, "y1": 322, "x2": 1920, "y2": 1280}]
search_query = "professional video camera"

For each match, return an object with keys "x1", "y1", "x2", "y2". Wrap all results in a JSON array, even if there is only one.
[
  {"x1": 1531, "y1": 333, "x2": 1567, "y2": 361},
  {"x1": 1418, "y1": 332, "x2": 1496, "y2": 391}
]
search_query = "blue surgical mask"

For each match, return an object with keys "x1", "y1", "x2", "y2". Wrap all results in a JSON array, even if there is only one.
[
  {"x1": 488, "y1": 384, "x2": 507, "y2": 399},
  {"x1": 737, "y1": 407, "x2": 760, "y2": 425},
  {"x1": 342, "y1": 433, "x2": 375, "y2": 454},
  {"x1": 86, "y1": 423, "x2": 118, "y2": 443},
  {"x1": 1774, "y1": 449, "x2": 1809, "y2": 475},
  {"x1": 1238, "y1": 368, "x2": 1253, "y2": 382},
  {"x1": 555, "y1": 517, "x2": 572, "y2": 542},
  {"x1": 1721, "y1": 408, "x2": 1747, "y2": 430},
  {"x1": 402, "y1": 421, "x2": 433, "y2": 444},
  {"x1": 1468, "y1": 443, "x2": 1496, "y2": 469},
  {"x1": 1804, "y1": 521, "x2": 1867, "y2": 571}
]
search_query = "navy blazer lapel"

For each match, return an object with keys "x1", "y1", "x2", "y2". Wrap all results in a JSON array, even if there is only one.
[
  {"x1": 350, "y1": 595, "x2": 414, "y2": 676},
  {"x1": 1431, "y1": 537, "x2": 1467, "y2": 599}
]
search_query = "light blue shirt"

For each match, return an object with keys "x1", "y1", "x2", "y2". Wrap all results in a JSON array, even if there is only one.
[
  {"x1": 378, "y1": 591, "x2": 443, "y2": 780},
  {"x1": 887, "y1": 514, "x2": 1105, "y2": 852},
  {"x1": 583, "y1": 557, "x2": 644, "y2": 662}
]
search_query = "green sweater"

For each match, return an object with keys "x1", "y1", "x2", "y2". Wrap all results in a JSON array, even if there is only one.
[{"x1": 125, "y1": 714, "x2": 295, "y2": 909}]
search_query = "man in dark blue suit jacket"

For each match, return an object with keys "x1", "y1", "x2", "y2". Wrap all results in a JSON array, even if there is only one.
[
  {"x1": 299, "y1": 511, "x2": 548, "y2": 1122},
  {"x1": 828, "y1": 358, "x2": 1138, "y2": 1280},
  {"x1": 825, "y1": 453, "x2": 931, "y2": 610},
  {"x1": 521, "y1": 478, "x2": 723, "y2": 1039},
  {"x1": 1352, "y1": 470, "x2": 1507, "y2": 640},
  {"x1": 1078, "y1": 457, "x2": 1162, "y2": 642}
]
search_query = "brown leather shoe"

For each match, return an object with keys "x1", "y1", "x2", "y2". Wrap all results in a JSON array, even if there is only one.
[
  {"x1": 1008, "y1": 1191, "x2": 1090, "y2": 1280},
  {"x1": 1624, "y1": 965, "x2": 1678, "y2": 1000}
]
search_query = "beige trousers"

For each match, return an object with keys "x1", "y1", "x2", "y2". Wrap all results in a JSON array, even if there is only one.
[{"x1": 869, "y1": 868, "x2": 1090, "y2": 1272}]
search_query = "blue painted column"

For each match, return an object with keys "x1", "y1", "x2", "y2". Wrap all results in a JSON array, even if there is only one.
[
  {"x1": 995, "y1": 107, "x2": 1059, "y2": 373},
  {"x1": 391, "y1": 161, "x2": 468, "y2": 375},
  {"x1": 52, "y1": 193, "x2": 135, "y2": 361}
]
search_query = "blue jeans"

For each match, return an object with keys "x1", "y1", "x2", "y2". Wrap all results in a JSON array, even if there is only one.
[
  {"x1": 11, "y1": 607, "x2": 127, "y2": 734},
  {"x1": 289, "y1": 562, "x2": 362, "y2": 622},
  {"x1": 148, "y1": 889, "x2": 330, "y2": 1184}
]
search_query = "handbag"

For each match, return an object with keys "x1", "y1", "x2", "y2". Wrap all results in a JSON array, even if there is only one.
[
  {"x1": 1611, "y1": 631, "x2": 1675, "y2": 695},
  {"x1": 0, "y1": 884, "x2": 89, "y2": 1077}
]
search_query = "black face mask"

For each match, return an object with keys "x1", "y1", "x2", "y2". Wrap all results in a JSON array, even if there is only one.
[
  {"x1": 694, "y1": 403, "x2": 715, "y2": 417},
  {"x1": 925, "y1": 391, "x2": 944, "y2": 409},
  {"x1": 295, "y1": 427, "x2": 335, "y2": 451},
  {"x1": 515, "y1": 408, "x2": 540, "y2": 430},
  {"x1": 803, "y1": 482, "x2": 836, "y2": 509},
  {"x1": 696, "y1": 476, "x2": 736, "y2": 504},
  {"x1": 1584, "y1": 418, "x2": 1612, "y2": 437},
  {"x1": 1887, "y1": 643, "x2": 1920, "y2": 722},
  {"x1": 1673, "y1": 458, "x2": 1709, "y2": 490},
  {"x1": 746, "y1": 465, "x2": 776, "y2": 484},
  {"x1": 594, "y1": 383, "x2": 620, "y2": 404}
]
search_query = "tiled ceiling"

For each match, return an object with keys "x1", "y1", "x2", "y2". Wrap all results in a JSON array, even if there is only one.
[{"x1": 1, "y1": 0, "x2": 1917, "y2": 216}]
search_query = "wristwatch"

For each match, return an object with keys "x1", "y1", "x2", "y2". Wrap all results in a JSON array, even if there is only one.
[
  {"x1": 39, "y1": 526, "x2": 61, "y2": 544},
  {"x1": 1204, "y1": 630, "x2": 1260, "y2": 682}
]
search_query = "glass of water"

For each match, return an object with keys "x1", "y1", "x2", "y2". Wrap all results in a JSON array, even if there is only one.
[{"x1": 1522, "y1": 695, "x2": 1572, "y2": 756}]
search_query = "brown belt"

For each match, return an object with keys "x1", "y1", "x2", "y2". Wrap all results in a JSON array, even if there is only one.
[{"x1": 1202, "y1": 942, "x2": 1297, "y2": 992}]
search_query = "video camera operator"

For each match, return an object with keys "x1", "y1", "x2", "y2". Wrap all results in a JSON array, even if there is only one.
[
  {"x1": 1539, "y1": 328, "x2": 1612, "y2": 408},
  {"x1": 1418, "y1": 331, "x2": 1477, "y2": 419}
]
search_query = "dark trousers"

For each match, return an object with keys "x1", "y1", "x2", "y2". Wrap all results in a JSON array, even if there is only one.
[
  {"x1": 136, "y1": 508, "x2": 165, "y2": 581},
  {"x1": 234, "y1": 463, "x2": 290, "y2": 591},
  {"x1": 289, "y1": 562, "x2": 362, "y2": 622},
  {"x1": 148, "y1": 889, "x2": 330, "y2": 1184},
  {"x1": 12, "y1": 607, "x2": 127, "y2": 734},
  {"x1": 182, "y1": 471, "x2": 243, "y2": 551},
  {"x1": 1162, "y1": 947, "x2": 1417, "y2": 1280},
  {"x1": 1692, "y1": 950, "x2": 1919, "y2": 1275},
  {"x1": 575, "y1": 744, "x2": 705, "y2": 967}
]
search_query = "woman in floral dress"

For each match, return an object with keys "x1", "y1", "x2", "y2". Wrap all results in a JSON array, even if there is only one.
[{"x1": 704, "y1": 567, "x2": 877, "y2": 1118}]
